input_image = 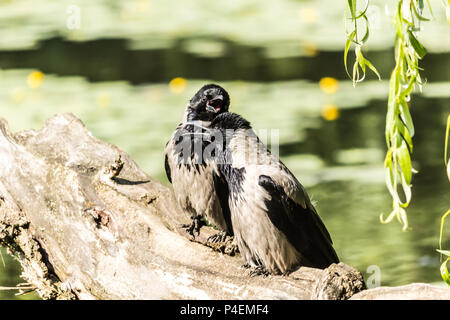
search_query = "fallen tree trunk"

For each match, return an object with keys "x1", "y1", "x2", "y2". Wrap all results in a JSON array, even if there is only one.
[
  {"x1": 0, "y1": 113, "x2": 366, "y2": 299},
  {"x1": 350, "y1": 283, "x2": 450, "y2": 300}
]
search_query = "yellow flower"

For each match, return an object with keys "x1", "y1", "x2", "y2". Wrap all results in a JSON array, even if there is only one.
[
  {"x1": 319, "y1": 77, "x2": 339, "y2": 94},
  {"x1": 27, "y1": 71, "x2": 44, "y2": 89},
  {"x1": 321, "y1": 104, "x2": 340, "y2": 121},
  {"x1": 96, "y1": 93, "x2": 110, "y2": 108},
  {"x1": 10, "y1": 87, "x2": 26, "y2": 103},
  {"x1": 169, "y1": 77, "x2": 187, "y2": 94},
  {"x1": 300, "y1": 41, "x2": 319, "y2": 57},
  {"x1": 299, "y1": 7, "x2": 318, "y2": 24}
]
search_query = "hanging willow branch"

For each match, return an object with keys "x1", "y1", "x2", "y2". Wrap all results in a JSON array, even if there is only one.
[
  {"x1": 344, "y1": 0, "x2": 381, "y2": 86},
  {"x1": 344, "y1": 0, "x2": 432, "y2": 230},
  {"x1": 380, "y1": 0, "x2": 431, "y2": 230}
]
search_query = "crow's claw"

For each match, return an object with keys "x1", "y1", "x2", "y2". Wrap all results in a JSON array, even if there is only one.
[
  {"x1": 204, "y1": 232, "x2": 239, "y2": 256},
  {"x1": 206, "y1": 231, "x2": 228, "y2": 243},
  {"x1": 248, "y1": 266, "x2": 269, "y2": 277},
  {"x1": 181, "y1": 216, "x2": 204, "y2": 238}
]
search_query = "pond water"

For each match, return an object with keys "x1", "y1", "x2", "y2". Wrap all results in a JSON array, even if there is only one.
[{"x1": 0, "y1": 0, "x2": 449, "y2": 300}]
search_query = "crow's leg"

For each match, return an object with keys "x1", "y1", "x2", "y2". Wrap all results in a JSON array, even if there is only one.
[
  {"x1": 205, "y1": 231, "x2": 239, "y2": 255},
  {"x1": 248, "y1": 265, "x2": 270, "y2": 277},
  {"x1": 206, "y1": 230, "x2": 229, "y2": 243},
  {"x1": 181, "y1": 216, "x2": 205, "y2": 238}
]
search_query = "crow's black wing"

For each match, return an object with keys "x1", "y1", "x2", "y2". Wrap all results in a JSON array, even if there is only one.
[
  {"x1": 258, "y1": 175, "x2": 339, "y2": 269},
  {"x1": 212, "y1": 170, "x2": 233, "y2": 236},
  {"x1": 164, "y1": 153, "x2": 172, "y2": 184}
]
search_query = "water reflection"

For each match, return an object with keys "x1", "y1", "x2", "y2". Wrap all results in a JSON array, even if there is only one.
[
  {"x1": 303, "y1": 96, "x2": 450, "y2": 286},
  {"x1": 0, "y1": 37, "x2": 449, "y2": 84},
  {"x1": 0, "y1": 248, "x2": 39, "y2": 300}
]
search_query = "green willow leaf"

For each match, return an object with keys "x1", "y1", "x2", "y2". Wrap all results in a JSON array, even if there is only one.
[
  {"x1": 439, "y1": 209, "x2": 450, "y2": 256},
  {"x1": 446, "y1": 0, "x2": 450, "y2": 24},
  {"x1": 417, "y1": 0, "x2": 424, "y2": 11},
  {"x1": 397, "y1": 142, "x2": 412, "y2": 185},
  {"x1": 424, "y1": 0, "x2": 433, "y2": 18},
  {"x1": 447, "y1": 161, "x2": 450, "y2": 181},
  {"x1": 361, "y1": 14, "x2": 370, "y2": 43},
  {"x1": 380, "y1": 207, "x2": 398, "y2": 225},
  {"x1": 396, "y1": 115, "x2": 413, "y2": 151},
  {"x1": 440, "y1": 258, "x2": 450, "y2": 285},
  {"x1": 385, "y1": 71, "x2": 398, "y2": 141},
  {"x1": 363, "y1": 57, "x2": 381, "y2": 80},
  {"x1": 400, "y1": 76, "x2": 418, "y2": 99},
  {"x1": 400, "y1": 171, "x2": 412, "y2": 207},
  {"x1": 445, "y1": 115, "x2": 450, "y2": 166},
  {"x1": 408, "y1": 31, "x2": 427, "y2": 58},
  {"x1": 395, "y1": 130, "x2": 404, "y2": 148},
  {"x1": 348, "y1": 0, "x2": 357, "y2": 19},
  {"x1": 397, "y1": 207, "x2": 409, "y2": 230},
  {"x1": 399, "y1": 100, "x2": 415, "y2": 137},
  {"x1": 437, "y1": 249, "x2": 450, "y2": 257},
  {"x1": 352, "y1": 60, "x2": 359, "y2": 85},
  {"x1": 344, "y1": 30, "x2": 356, "y2": 78},
  {"x1": 384, "y1": 149, "x2": 393, "y2": 167},
  {"x1": 384, "y1": 162, "x2": 396, "y2": 198},
  {"x1": 355, "y1": 0, "x2": 370, "y2": 19},
  {"x1": 403, "y1": 126, "x2": 413, "y2": 152},
  {"x1": 396, "y1": 0, "x2": 404, "y2": 37},
  {"x1": 411, "y1": 0, "x2": 431, "y2": 21},
  {"x1": 356, "y1": 46, "x2": 366, "y2": 73}
]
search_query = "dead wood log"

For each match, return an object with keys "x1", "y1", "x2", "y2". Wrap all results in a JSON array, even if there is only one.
[
  {"x1": 0, "y1": 113, "x2": 365, "y2": 300},
  {"x1": 350, "y1": 283, "x2": 450, "y2": 300}
]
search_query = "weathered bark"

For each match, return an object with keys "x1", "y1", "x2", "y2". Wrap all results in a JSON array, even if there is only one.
[
  {"x1": 0, "y1": 113, "x2": 366, "y2": 299},
  {"x1": 351, "y1": 283, "x2": 450, "y2": 300}
]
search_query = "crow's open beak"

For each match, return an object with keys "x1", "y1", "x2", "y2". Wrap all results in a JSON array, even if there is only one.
[{"x1": 206, "y1": 95, "x2": 223, "y2": 113}]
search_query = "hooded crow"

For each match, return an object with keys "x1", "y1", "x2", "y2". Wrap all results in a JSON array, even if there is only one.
[
  {"x1": 208, "y1": 112, "x2": 339, "y2": 274},
  {"x1": 164, "y1": 84, "x2": 233, "y2": 240}
]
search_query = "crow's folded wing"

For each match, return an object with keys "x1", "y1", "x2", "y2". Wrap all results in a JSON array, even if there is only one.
[
  {"x1": 258, "y1": 175, "x2": 339, "y2": 269},
  {"x1": 212, "y1": 169, "x2": 233, "y2": 235},
  {"x1": 164, "y1": 153, "x2": 172, "y2": 184}
]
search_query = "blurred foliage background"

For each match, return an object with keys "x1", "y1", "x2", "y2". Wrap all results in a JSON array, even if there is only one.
[{"x1": 0, "y1": 0, "x2": 449, "y2": 299}]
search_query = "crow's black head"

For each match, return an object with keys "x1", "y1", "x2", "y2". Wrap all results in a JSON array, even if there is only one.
[{"x1": 187, "y1": 84, "x2": 230, "y2": 121}]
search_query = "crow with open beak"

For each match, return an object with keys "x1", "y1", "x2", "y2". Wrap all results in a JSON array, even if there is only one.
[
  {"x1": 164, "y1": 84, "x2": 233, "y2": 242},
  {"x1": 208, "y1": 112, "x2": 339, "y2": 275}
]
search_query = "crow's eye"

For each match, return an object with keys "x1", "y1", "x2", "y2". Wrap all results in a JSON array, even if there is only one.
[{"x1": 205, "y1": 94, "x2": 213, "y2": 100}]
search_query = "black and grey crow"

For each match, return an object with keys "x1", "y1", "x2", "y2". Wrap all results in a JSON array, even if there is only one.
[
  {"x1": 208, "y1": 112, "x2": 339, "y2": 274},
  {"x1": 164, "y1": 84, "x2": 233, "y2": 240}
]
